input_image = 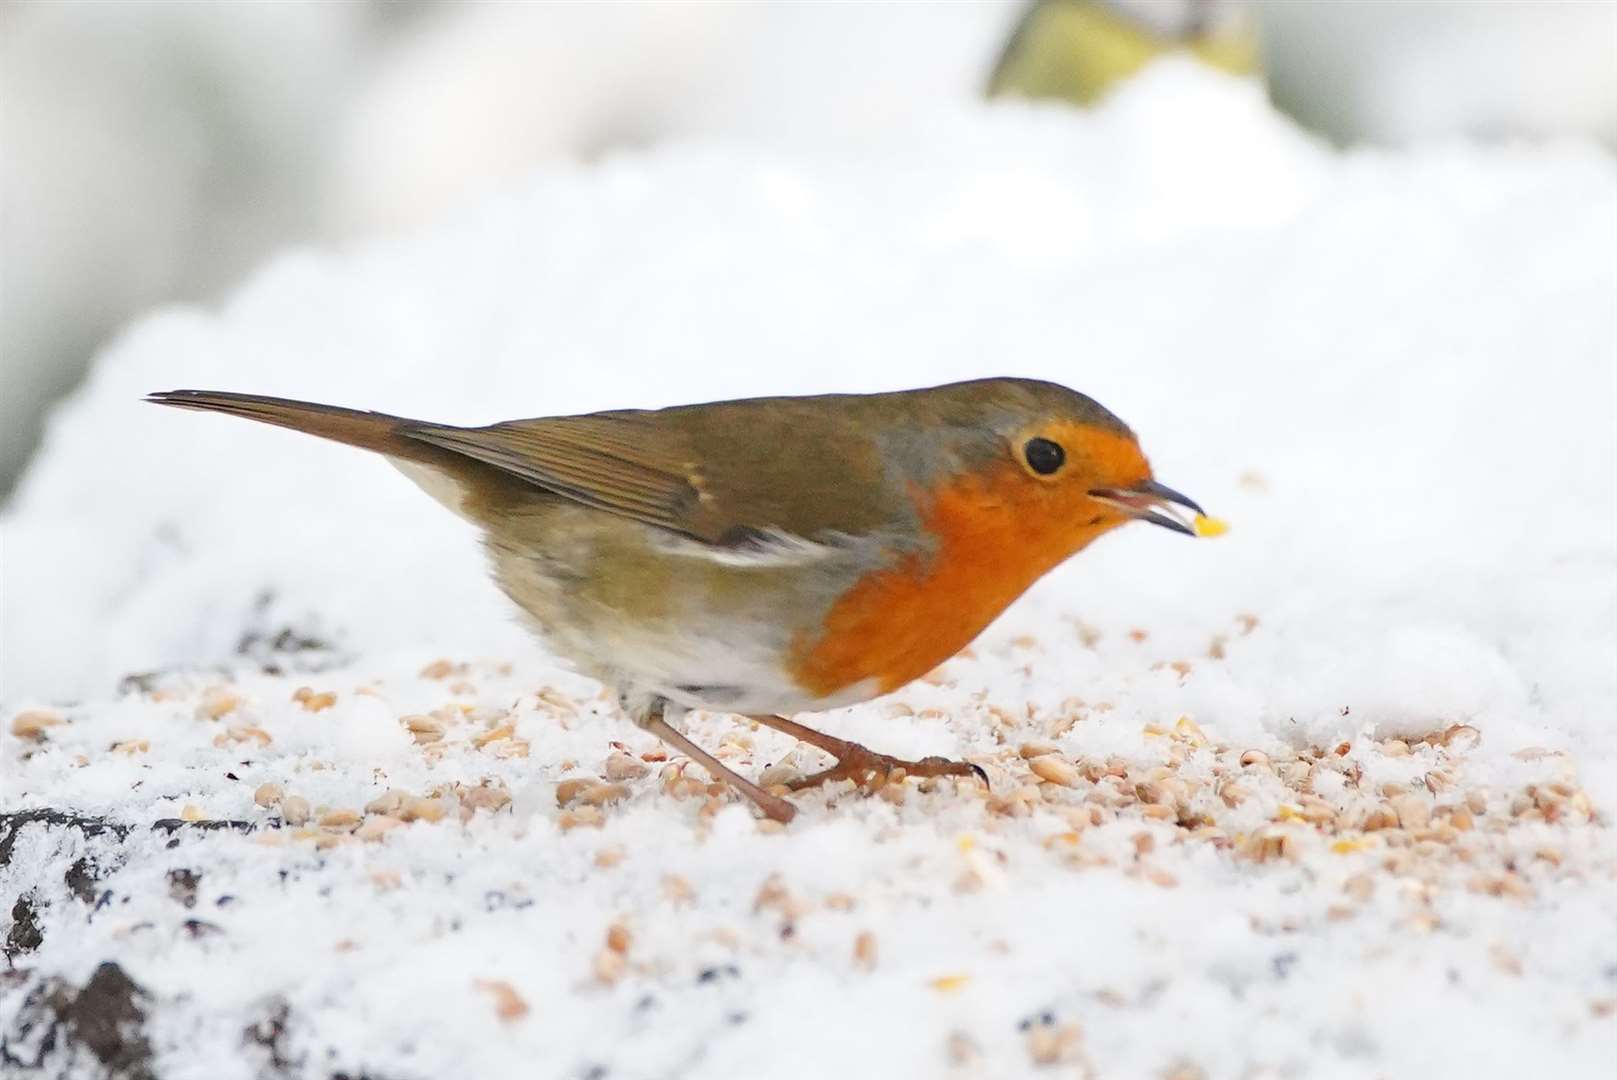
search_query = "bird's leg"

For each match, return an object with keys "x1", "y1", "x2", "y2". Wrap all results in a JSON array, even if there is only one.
[
  {"x1": 638, "y1": 700, "x2": 797, "y2": 824},
  {"x1": 747, "y1": 713, "x2": 987, "y2": 792}
]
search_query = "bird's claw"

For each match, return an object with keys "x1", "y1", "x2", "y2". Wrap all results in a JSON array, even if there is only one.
[{"x1": 787, "y1": 747, "x2": 986, "y2": 793}]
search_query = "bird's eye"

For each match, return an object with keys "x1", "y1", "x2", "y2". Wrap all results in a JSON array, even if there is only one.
[{"x1": 1023, "y1": 437, "x2": 1065, "y2": 476}]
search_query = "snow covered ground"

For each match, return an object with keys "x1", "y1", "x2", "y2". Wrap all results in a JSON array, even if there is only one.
[{"x1": 3, "y1": 64, "x2": 1615, "y2": 1078}]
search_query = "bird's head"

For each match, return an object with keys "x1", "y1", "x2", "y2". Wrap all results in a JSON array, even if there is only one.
[{"x1": 902, "y1": 378, "x2": 1212, "y2": 566}]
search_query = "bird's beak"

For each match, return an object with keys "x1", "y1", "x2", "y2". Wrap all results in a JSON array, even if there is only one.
[{"x1": 1088, "y1": 479, "x2": 1205, "y2": 537}]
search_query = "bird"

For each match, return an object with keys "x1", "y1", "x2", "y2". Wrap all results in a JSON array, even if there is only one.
[
  {"x1": 148, "y1": 378, "x2": 1213, "y2": 823},
  {"x1": 987, "y1": 0, "x2": 1258, "y2": 107}
]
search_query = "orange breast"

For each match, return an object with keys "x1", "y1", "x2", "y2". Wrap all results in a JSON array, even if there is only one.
[{"x1": 788, "y1": 462, "x2": 1120, "y2": 699}]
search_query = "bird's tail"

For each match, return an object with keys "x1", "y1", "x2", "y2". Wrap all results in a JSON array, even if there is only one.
[
  {"x1": 145, "y1": 388, "x2": 510, "y2": 519},
  {"x1": 146, "y1": 389, "x2": 437, "y2": 462}
]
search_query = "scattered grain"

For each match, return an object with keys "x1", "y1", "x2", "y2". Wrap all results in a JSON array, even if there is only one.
[
  {"x1": 1424, "y1": 768, "x2": 1454, "y2": 794},
  {"x1": 604, "y1": 751, "x2": 650, "y2": 781},
  {"x1": 280, "y1": 795, "x2": 311, "y2": 826},
  {"x1": 578, "y1": 782, "x2": 629, "y2": 807},
  {"x1": 355, "y1": 815, "x2": 402, "y2": 842},
  {"x1": 474, "y1": 979, "x2": 530, "y2": 1021},
  {"x1": 592, "y1": 947, "x2": 626, "y2": 984},
  {"x1": 558, "y1": 807, "x2": 604, "y2": 831},
  {"x1": 459, "y1": 780, "x2": 512, "y2": 815},
  {"x1": 1028, "y1": 754, "x2": 1080, "y2": 787},
  {"x1": 472, "y1": 724, "x2": 515, "y2": 748},
  {"x1": 318, "y1": 808, "x2": 361, "y2": 831},
  {"x1": 195, "y1": 691, "x2": 241, "y2": 720},
  {"x1": 757, "y1": 762, "x2": 801, "y2": 788},
  {"x1": 364, "y1": 790, "x2": 406, "y2": 815},
  {"x1": 1361, "y1": 805, "x2": 1398, "y2": 832},
  {"x1": 1442, "y1": 724, "x2": 1481, "y2": 752},
  {"x1": 217, "y1": 725, "x2": 272, "y2": 747},
  {"x1": 1391, "y1": 794, "x2": 1431, "y2": 830},
  {"x1": 1026, "y1": 1022, "x2": 1084, "y2": 1066},
  {"x1": 400, "y1": 796, "x2": 448, "y2": 823},
  {"x1": 555, "y1": 778, "x2": 593, "y2": 806},
  {"x1": 853, "y1": 930, "x2": 878, "y2": 970},
  {"x1": 1173, "y1": 716, "x2": 1208, "y2": 746},
  {"x1": 402, "y1": 715, "x2": 445, "y2": 744},
  {"x1": 10, "y1": 709, "x2": 64, "y2": 740},
  {"x1": 294, "y1": 688, "x2": 337, "y2": 712}
]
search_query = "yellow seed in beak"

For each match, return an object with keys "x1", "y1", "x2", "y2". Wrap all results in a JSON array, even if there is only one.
[{"x1": 1193, "y1": 514, "x2": 1229, "y2": 538}]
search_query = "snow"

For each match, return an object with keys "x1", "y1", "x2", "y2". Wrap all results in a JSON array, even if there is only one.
[{"x1": 3, "y1": 64, "x2": 1616, "y2": 1078}]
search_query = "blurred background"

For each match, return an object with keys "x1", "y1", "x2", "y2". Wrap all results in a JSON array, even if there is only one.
[{"x1": 3, "y1": 0, "x2": 1614, "y2": 499}]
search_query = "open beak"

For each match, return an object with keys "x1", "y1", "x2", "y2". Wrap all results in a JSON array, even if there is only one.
[{"x1": 1088, "y1": 479, "x2": 1206, "y2": 537}]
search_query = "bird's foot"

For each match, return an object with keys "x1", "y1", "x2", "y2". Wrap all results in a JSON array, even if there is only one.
[
  {"x1": 748, "y1": 714, "x2": 987, "y2": 794},
  {"x1": 641, "y1": 706, "x2": 797, "y2": 824},
  {"x1": 787, "y1": 744, "x2": 986, "y2": 792}
]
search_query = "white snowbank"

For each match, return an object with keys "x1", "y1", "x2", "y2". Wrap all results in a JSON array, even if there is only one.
[{"x1": 3, "y1": 65, "x2": 1615, "y2": 1078}]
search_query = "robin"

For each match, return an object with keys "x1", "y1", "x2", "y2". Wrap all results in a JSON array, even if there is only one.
[{"x1": 149, "y1": 378, "x2": 1216, "y2": 823}]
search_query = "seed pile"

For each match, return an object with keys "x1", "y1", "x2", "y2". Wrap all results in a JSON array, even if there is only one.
[{"x1": 3, "y1": 641, "x2": 1611, "y2": 1078}]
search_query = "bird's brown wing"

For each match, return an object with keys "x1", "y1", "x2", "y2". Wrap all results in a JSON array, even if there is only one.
[
  {"x1": 402, "y1": 399, "x2": 896, "y2": 546},
  {"x1": 403, "y1": 413, "x2": 715, "y2": 537}
]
